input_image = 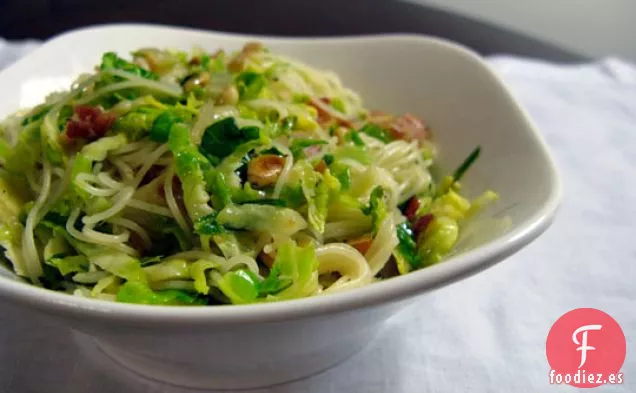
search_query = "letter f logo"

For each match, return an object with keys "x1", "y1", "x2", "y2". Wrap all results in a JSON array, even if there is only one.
[{"x1": 573, "y1": 324, "x2": 602, "y2": 368}]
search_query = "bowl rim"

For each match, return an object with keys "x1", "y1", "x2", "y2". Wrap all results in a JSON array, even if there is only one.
[{"x1": 0, "y1": 23, "x2": 563, "y2": 325}]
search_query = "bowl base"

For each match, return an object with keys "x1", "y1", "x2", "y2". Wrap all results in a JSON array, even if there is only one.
[{"x1": 73, "y1": 329, "x2": 376, "y2": 390}]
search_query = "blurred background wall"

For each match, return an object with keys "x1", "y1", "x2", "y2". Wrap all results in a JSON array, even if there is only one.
[
  {"x1": 2, "y1": 0, "x2": 630, "y2": 63},
  {"x1": 409, "y1": 0, "x2": 636, "y2": 62}
]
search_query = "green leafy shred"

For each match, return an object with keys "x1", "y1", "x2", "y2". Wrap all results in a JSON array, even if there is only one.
[
  {"x1": 296, "y1": 161, "x2": 327, "y2": 234},
  {"x1": 194, "y1": 212, "x2": 225, "y2": 235},
  {"x1": 263, "y1": 115, "x2": 297, "y2": 138},
  {"x1": 139, "y1": 256, "x2": 162, "y2": 266},
  {"x1": 395, "y1": 221, "x2": 421, "y2": 269},
  {"x1": 81, "y1": 133, "x2": 128, "y2": 161},
  {"x1": 200, "y1": 117, "x2": 260, "y2": 160},
  {"x1": 143, "y1": 259, "x2": 190, "y2": 282},
  {"x1": 362, "y1": 186, "x2": 388, "y2": 234},
  {"x1": 289, "y1": 138, "x2": 328, "y2": 159},
  {"x1": 205, "y1": 170, "x2": 232, "y2": 209},
  {"x1": 322, "y1": 168, "x2": 342, "y2": 200},
  {"x1": 199, "y1": 54, "x2": 211, "y2": 69},
  {"x1": 150, "y1": 111, "x2": 183, "y2": 142},
  {"x1": 114, "y1": 108, "x2": 162, "y2": 140},
  {"x1": 452, "y1": 146, "x2": 481, "y2": 182},
  {"x1": 117, "y1": 281, "x2": 207, "y2": 305},
  {"x1": 40, "y1": 264, "x2": 65, "y2": 290},
  {"x1": 223, "y1": 267, "x2": 292, "y2": 299},
  {"x1": 417, "y1": 216, "x2": 459, "y2": 266},
  {"x1": 216, "y1": 204, "x2": 306, "y2": 235},
  {"x1": 264, "y1": 240, "x2": 319, "y2": 301},
  {"x1": 168, "y1": 123, "x2": 214, "y2": 221},
  {"x1": 292, "y1": 93, "x2": 310, "y2": 103},
  {"x1": 279, "y1": 184, "x2": 306, "y2": 208},
  {"x1": 359, "y1": 123, "x2": 393, "y2": 143},
  {"x1": 214, "y1": 141, "x2": 260, "y2": 191},
  {"x1": 46, "y1": 255, "x2": 89, "y2": 276},
  {"x1": 190, "y1": 259, "x2": 220, "y2": 294},
  {"x1": 21, "y1": 104, "x2": 52, "y2": 126},
  {"x1": 1, "y1": 121, "x2": 41, "y2": 175},
  {"x1": 89, "y1": 251, "x2": 147, "y2": 283},
  {"x1": 345, "y1": 130, "x2": 366, "y2": 147},
  {"x1": 331, "y1": 97, "x2": 346, "y2": 113},
  {"x1": 280, "y1": 116, "x2": 297, "y2": 133},
  {"x1": 329, "y1": 161, "x2": 351, "y2": 191},
  {"x1": 37, "y1": 212, "x2": 96, "y2": 256},
  {"x1": 100, "y1": 52, "x2": 159, "y2": 80},
  {"x1": 210, "y1": 232, "x2": 244, "y2": 259},
  {"x1": 148, "y1": 217, "x2": 192, "y2": 257},
  {"x1": 212, "y1": 52, "x2": 226, "y2": 73},
  {"x1": 308, "y1": 180, "x2": 328, "y2": 234},
  {"x1": 257, "y1": 264, "x2": 293, "y2": 296},
  {"x1": 218, "y1": 240, "x2": 317, "y2": 304},
  {"x1": 237, "y1": 198, "x2": 287, "y2": 207},
  {"x1": 235, "y1": 71, "x2": 266, "y2": 100},
  {"x1": 333, "y1": 144, "x2": 370, "y2": 165},
  {"x1": 217, "y1": 269, "x2": 260, "y2": 304}
]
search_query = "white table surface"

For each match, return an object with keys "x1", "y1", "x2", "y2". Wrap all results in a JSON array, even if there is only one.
[{"x1": 0, "y1": 39, "x2": 634, "y2": 393}]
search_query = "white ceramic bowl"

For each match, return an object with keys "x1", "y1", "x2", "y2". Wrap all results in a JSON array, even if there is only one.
[{"x1": 0, "y1": 24, "x2": 561, "y2": 390}]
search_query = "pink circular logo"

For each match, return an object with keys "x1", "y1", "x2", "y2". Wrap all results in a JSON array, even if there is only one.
[{"x1": 546, "y1": 308, "x2": 626, "y2": 388}]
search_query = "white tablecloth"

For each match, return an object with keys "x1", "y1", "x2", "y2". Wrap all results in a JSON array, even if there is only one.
[{"x1": 0, "y1": 39, "x2": 634, "y2": 393}]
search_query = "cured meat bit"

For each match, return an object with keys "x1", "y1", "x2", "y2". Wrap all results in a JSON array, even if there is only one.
[
  {"x1": 308, "y1": 97, "x2": 353, "y2": 128},
  {"x1": 309, "y1": 97, "x2": 332, "y2": 124},
  {"x1": 65, "y1": 105, "x2": 116, "y2": 142},
  {"x1": 304, "y1": 144, "x2": 322, "y2": 158},
  {"x1": 367, "y1": 110, "x2": 394, "y2": 128},
  {"x1": 348, "y1": 236, "x2": 373, "y2": 255},
  {"x1": 389, "y1": 113, "x2": 429, "y2": 142},
  {"x1": 258, "y1": 250, "x2": 276, "y2": 268},
  {"x1": 368, "y1": 111, "x2": 430, "y2": 143},
  {"x1": 412, "y1": 214, "x2": 434, "y2": 238},
  {"x1": 403, "y1": 197, "x2": 420, "y2": 221},
  {"x1": 314, "y1": 160, "x2": 327, "y2": 173}
]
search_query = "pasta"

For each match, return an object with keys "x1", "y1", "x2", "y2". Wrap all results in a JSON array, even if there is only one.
[{"x1": 0, "y1": 43, "x2": 498, "y2": 306}]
